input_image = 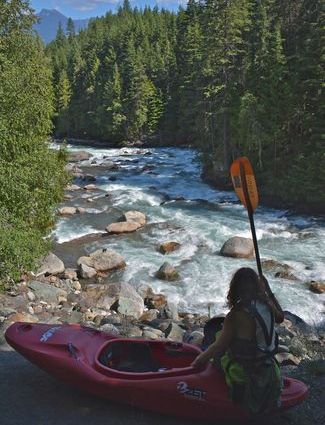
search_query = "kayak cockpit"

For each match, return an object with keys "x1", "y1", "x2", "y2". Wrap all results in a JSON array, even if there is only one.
[{"x1": 95, "y1": 339, "x2": 202, "y2": 379}]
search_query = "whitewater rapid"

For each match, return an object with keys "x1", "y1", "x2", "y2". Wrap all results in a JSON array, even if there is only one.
[{"x1": 52, "y1": 143, "x2": 325, "y2": 326}]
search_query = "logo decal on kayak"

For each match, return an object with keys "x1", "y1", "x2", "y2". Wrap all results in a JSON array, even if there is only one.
[
  {"x1": 40, "y1": 327, "x2": 60, "y2": 342},
  {"x1": 177, "y1": 381, "x2": 206, "y2": 401}
]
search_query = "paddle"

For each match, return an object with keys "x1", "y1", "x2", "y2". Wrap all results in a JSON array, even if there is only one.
[{"x1": 230, "y1": 157, "x2": 271, "y2": 292}]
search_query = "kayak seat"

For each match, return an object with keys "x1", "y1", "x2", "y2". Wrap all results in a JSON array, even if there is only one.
[{"x1": 99, "y1": 341, "x2": 162, "y2": 373}]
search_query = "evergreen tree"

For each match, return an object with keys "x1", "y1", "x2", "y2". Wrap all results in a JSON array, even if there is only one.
[
  {"x1": 66, "y1": 17, "x2": 75, "y2": 39},
  {"x1": 199, "y1": 0, "x2": 252, "y2": 170},
  {"x1": 174, "y1": 0, "x2": 203, "y2": 143}
]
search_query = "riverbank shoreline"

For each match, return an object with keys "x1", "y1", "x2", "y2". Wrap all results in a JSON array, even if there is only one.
[{"x1": 201, "y1": 164, "x2": 325, "y2": 217}]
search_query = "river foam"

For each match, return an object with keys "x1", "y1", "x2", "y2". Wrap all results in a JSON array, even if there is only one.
[{"x1": 52, "y1": 143, "x2": 325, "y2": 325}]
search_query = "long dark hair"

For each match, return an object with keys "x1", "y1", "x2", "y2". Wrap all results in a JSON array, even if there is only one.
[{"x1": 227, "y1": 267, "x2": 266, "y2": 309}]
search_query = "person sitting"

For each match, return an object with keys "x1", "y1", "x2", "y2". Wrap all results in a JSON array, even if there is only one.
[{"x1": 192, "y1": 267, "x2": 284, "y2": 414}]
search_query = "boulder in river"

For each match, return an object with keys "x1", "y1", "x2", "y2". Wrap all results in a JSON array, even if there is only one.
[
  {"x1": 122, "y1": 210, "x2": 147, "y2": 226},
  {"x1": 262, "y1": 259, "x2": 299, "y2": 281},
  {"x1": 104, "y1": 160, "x2": 119, "y2": 170},
  {"x1": 156, "y1": 262, "x2": 180, "y2": 281},
  {"x1": 106, "y1": 221, "x2": 142, "y2": 234},
  {"x1": 159, "y1": 241, "x2": 181, "y2": 254},
  {"x1": 77, "y1": 248, "x2": 126, "y2": 272},
  {"x1": 220, "y1": 236, "x2": 254, "y2": 258},
  {"x1": 68, "y1": 150, "x2": 93, "y2": 162},
  {"x1": 58, "y1": 206, "x2": 77, "y2": 216},
  {"x1": 308, "y1": 281, "x2": 325, "y2": 294},
  {"x1": 106, "y1": 210, "x2": 146, "y2": 234},
  {"x1": 82, "y1": 174, "x2": 96, "y2": 182},
  {"x1": 36, "y1": 252, "x2": 65, "y2": 276},
  {"x1": 84, "y1": 184, "x2": 97, "y2": 190},
  {"x1": 66, "y1": 184, "x2": 81, "y2": 191}
]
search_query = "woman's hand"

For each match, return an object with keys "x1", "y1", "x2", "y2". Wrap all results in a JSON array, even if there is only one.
[{"x1": 191, "y1": 352, "x2": 209, "y2": 368}]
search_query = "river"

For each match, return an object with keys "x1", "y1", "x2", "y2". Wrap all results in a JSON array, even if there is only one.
[{"x1": 52, "y1": 143, "x2": 325, "y2": 326}]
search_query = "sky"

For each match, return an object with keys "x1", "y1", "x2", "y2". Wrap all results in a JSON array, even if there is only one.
[{"x1": 30, "y1": 0, "x2": 186, "y2": 19}]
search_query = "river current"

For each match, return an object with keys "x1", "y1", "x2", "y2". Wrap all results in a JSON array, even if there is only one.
[{"x1": 53, "y1": 144, "x2": 325, "y2": 326}]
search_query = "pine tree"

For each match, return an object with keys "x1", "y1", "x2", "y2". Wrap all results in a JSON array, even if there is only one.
[
  {"x1": 97, "y1": 58, "x2": 126, "y2": 141},
  {"x1": 175, "y1": 0, "x2": 203, "y2": 143},
  {"x1": 199, "y1": 0, "x2": 252, "y2": 170},
  {"x1": 66, "y1": 17, "x2": 75, "y2": 39}
]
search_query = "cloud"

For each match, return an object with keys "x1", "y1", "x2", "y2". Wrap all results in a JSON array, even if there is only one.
[
  {"x1": 55, "y1": 0, "x2": 186, "y2": 13},
  {"x1": 58, "y1": 0, "x2": 120, "y2": 13}
]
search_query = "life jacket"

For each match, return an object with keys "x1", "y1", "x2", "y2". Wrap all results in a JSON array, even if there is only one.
[{"x1": 229, "y1": 299, "x2": 279, "y2": 363}]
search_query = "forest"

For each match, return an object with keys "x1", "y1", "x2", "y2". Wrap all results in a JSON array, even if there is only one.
[{"x1": 48, "y1": 0, "x2": 324, "y2": 211}]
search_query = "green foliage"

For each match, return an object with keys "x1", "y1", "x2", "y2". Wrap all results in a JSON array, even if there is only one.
[
  {"x1": 0, "y1": 213, "x2": 50, "y2": 282},
  {"x1": 0, "y1": 0, "x2": 68, "y2": 282}
]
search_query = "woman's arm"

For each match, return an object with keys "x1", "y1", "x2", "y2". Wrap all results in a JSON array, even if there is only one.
[{"x1": 192, "y1": 312, "x2": 235, "y2": 367}]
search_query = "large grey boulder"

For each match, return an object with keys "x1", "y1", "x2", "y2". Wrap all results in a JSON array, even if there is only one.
[
  {"x1": 68, "y1": 151, "x2": 93, "y2": 162},
  {"x1": 165, "y1": 323, "x2": 184, "y2": 342},
  {"x1": 220, "y1": 236, "x2": 254, "y2": 258},
  {"x1": 163, "y1": 301, "x2": 179, "y2": 321},
  {"x1": 83, "y1": 282, "x2": 144, "y2": 319},
  {"x1": 79, "y1": 263, "x2": 97, "y2": 279},
  {"x1": 117, "y1": 282, "x2": 144, "y2": 319},
  {"x1": 77, "y1": 249, "x2": 126, "y2": 272},
  {"x1": 37, "y1": 252, "x2": 65, "y2": 276},
  {"x1": 83, "y1": 284, "x2": 118, "y2": 310},
  {"x1": 28, "y1": 281, "x2": 67, "y2": 304}
]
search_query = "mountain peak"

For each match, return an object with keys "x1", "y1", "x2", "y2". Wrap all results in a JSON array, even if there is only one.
[{"x1": 34, "y1": 9, "x2": 89, "y2": 44}]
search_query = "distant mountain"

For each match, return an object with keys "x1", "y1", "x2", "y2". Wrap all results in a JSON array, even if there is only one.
[{"x1": 34, "y1": 9, "x2": 89, "y2": 44}]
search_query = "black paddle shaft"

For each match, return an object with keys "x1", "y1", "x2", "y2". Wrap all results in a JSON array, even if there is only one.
[{"x1": 238, "y1": 161, "x2": 283, "y2": 313}]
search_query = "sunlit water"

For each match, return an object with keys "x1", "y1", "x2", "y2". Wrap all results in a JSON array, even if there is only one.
[{"x1": 52, "y1": 143, "x2": 325, "y2": 326}]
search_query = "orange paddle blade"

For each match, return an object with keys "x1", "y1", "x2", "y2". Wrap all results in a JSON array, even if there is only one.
[{"x1": 230, "y1": 157, "x2": 259, "y2": 211}]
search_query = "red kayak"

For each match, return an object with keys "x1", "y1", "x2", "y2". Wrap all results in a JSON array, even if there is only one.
[{"x1": 5, "y1": 322, "x2": 308, "y2": 421}]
